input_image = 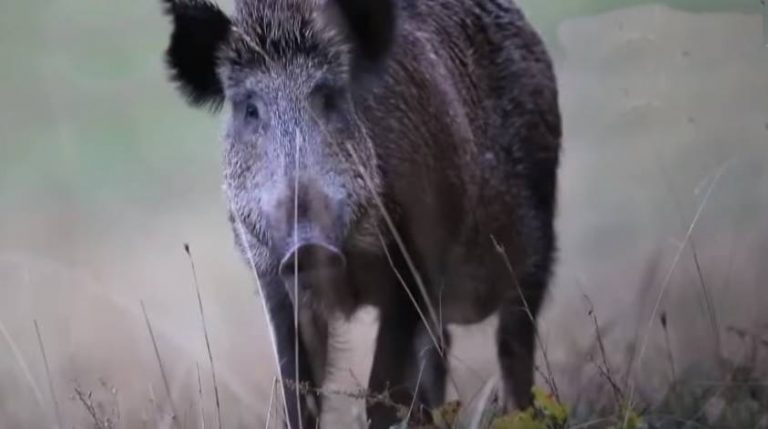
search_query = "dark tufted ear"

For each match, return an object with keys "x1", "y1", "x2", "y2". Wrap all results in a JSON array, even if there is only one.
[
  {"x1": 161, "y1": 0, "x2": 231, "y2": 110},
  {"x1": 326, "y1": 0, "x2": 396, "y2": 78}
]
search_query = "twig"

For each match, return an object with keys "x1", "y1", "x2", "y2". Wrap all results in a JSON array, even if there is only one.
[
  {"x1": 659, "y1": 312, "x2": 678, "y2": 388},
  {"x1": 467, "y1": 376, "x2": 501, "y2": 429},
  {"x1": 184, "y1": 244, "x2": 223, "y2": 429},
  {"x1": 491, "y1": 236, "x2": 560, "y2": 401},
  {"x1": 228, "y1": 208, "x2": 288, "y2": 426},
  {"x1": 376, "y1": 229, "x2": 443, "y2": 358},
  {"x1": 345, "y1": 107, "x2": 442, "y2": 345},
  {"x1": 140, "y1": 301, "x2": 180, "y2": 429},
  {"x1": 623, "y1": 159, "x2": 730, "y2": 427},
  {"x1": 292, "y1": 130, "x2": 304, "y2": 429},
  {"x1": 689, "y1": 237, "x2": 723, "y2": 365},
  {"x1": 197, "y1": 362, "x2": 206, "y2": 429},
  {"x1": 314, "y1": 104, "x2": 451, "y2": 393},
  {"x1": 266, "y1": 376, "x2": 278, "y2": 429},
  {"x1": 74, "y1": 386, "x2": 109, "y2": 429},
  {"x1": 583, "y1": 295, "x2": 624, "y2": 411},
  {"x1": 34, "y1": 319, "x2": 63, "y2": 429},
  {"x1": 623, "y1": 253, "x2": 662, "y2": 386},
  {"x1": 655, "y1": 147, "x2": 723, "y2": 367},
  {"x1": 0, "y1": 315, "x2": 45, "y2": 410},
  {"x1": 282, "y1": 379, "x2": 409, "y2": 418},
  {"x1": 404, "y1": 358, "x2": 427, "y2": 425}
]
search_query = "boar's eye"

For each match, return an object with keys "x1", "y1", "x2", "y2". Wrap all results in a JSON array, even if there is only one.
[{"x1": 244, "y1": 101, "x2": 260, "y2": 121}]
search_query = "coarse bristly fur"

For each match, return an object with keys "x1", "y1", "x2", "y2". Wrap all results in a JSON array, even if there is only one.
[{"x1": 160, "y1": 0, "x2": 561, "y2": 428}]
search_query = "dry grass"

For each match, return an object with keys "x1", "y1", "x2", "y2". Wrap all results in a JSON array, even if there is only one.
[
  {"x1": 29, "y1": 180, "x2": 767, "y2": 428},
  {"x1": 58, "y1": 286, "x2": 767, "y2": 429},
  {"x1": 1, "y1": 5, "x2": 768, "y2": 429},
  {"x1": 141, "y1": 300, "x2": 180, "y2": 428},
  {"x1": 35, "y1": 319, "x2": 64, "y2": 429},
  {"x1": 185, "y1": 244, "x2": 223, "y2": 429}
]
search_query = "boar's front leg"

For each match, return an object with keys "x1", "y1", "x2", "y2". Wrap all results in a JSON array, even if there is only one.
[
  {"x1": 263, "y1": 277, "x2": 325, "y2": 429},
  {"x1": 367, "y1": 284, "x2": 450, "y2": 429},
  {"x1": 496, "y1": 273, "x2": 546, "y2": 412}
]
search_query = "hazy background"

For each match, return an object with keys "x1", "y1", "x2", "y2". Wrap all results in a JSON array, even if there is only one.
[{"x1": 1, "y1": 0, "x2": 767, "y2": 427}]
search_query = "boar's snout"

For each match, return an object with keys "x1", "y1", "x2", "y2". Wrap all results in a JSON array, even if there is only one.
[
  {"x1": 266, "y1": 178, "x2": 349, "y2": 289},
  {"x1": 279, "y1": 241, "x2": 346, "y2": 287}
]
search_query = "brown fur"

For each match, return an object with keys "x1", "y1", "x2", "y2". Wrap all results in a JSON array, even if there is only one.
[{"x1": 161, "y1": 0, "x2": 560, "y2": 427}]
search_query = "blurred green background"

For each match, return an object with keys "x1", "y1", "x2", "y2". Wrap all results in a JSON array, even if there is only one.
[
  {"x1": 1, "y1": 1, "x2": 767, "y2": 428},
  {"x1": 0, "y1": 1, "x2": 220, "y2": 224},
  {"x1": 0, "y1": 0, "x2": 763, "y2": 219},
  {"x1": 0, "y1": 0, "x2": 762, "y2": 208}
]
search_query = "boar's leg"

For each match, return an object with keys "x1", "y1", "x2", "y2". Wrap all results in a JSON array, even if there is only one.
[
  {"x1": 298, "y1": 303, "x2": 329, "y2": 395},
  {"x1": 264, "y1": 278, "x2": 324, "y2": 429},
  {"x1": 411, "y1": 323, "x2": 451, "y2": 410},
  {"x1": 367, "y1": 286, "x2": 449, "y2": 428},
  {"x1": 496, "y1": 276, "x2": 546, "y2": 411}
]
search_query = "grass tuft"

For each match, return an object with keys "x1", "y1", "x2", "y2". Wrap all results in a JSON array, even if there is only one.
[{"x1": 185, "y1": 243, "x2": 223, "y2": 429}]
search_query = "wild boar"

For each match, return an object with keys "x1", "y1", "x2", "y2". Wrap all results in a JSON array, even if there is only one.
[{"x1": 160, "y1": 0, "x2": 560, "y2": 427}]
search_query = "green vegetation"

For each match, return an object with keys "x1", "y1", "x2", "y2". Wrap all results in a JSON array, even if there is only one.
[
  {"x1": 0, "y1": 0, "x2": 758, "y2": 213},
  {"x1": 0, "y1": 0, "x2": 221, "y2": 215},
  {"x1": 399, "y1": 329, "x2": 768, "y2": 429},
  {"x1": 517, "y1": 0, "x2": 761, "y2": 45}
]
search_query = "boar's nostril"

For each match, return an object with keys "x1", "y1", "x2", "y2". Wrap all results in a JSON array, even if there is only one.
[{"x1": 279, "y1": 242, "x2": 346, "y2": 284}]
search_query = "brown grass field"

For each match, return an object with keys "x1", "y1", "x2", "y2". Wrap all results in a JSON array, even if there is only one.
[{"x1": 1, "y1": 4, "x2": 767, "y2": 428}]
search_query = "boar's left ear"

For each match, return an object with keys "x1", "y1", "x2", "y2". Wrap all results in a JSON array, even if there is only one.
[
  {"x1": 161, "y1": 0, "x2": 232, "y2": 110},
  {"x1": 327, "y1": 0, "x2": 396, "y2": 78}
]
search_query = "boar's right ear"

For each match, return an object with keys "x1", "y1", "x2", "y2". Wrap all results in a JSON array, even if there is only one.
[{"x1": 161, "y1": 0, "x2": 231, "y2": 110}]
